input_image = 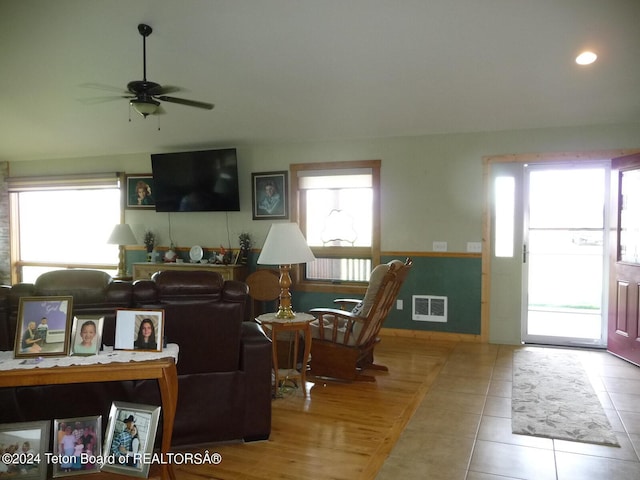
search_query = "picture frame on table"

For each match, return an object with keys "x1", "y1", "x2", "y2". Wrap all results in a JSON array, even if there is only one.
[
  {"x1": 101, "y1": 401, "x2": 161, "y2": 478},
  {"x1": 251, "y1": 171, "x2": 289, "y2": 220},
  {"x1": 14, "y1": 296, "x2": 73, "y2": 358},
  {"x1": 114, "y1": 309, "x2": 164, "y2": 352},
  {"x1": 0, "y1": 420, "x2": 50, "y2": 480},
  {"x1": 52, "y1": 415, "x2": 102, "y2": 477},
  {"x1": 70, "y1": 317, "x2": 104, "y2": 356},
  {"x1": 125, "y1": 174, "x2": 155, "y2": 209}
]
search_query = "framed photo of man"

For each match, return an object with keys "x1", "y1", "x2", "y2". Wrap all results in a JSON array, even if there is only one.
[
  {"x1": 114, "y1": 309, "x2": 164, "y2": 352},
  {"x1": 126, "y1": 175, "x2": 155, "y2": 209},
  {"x1": 251, "y1": 171, "x2": 288, "y2": 220},
  {"x1": 14, "y1": 296, "x2": 73, "y2": 358},
  {"x1": 101, "y1": 402, "x2": 160, "y2": 478}
]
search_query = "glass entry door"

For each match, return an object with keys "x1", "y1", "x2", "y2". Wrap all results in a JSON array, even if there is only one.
[{"x1": 522, "y1": 164, "x2": 609, "y2": 347}]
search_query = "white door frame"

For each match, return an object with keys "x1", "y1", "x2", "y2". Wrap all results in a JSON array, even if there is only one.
[
  {"x1": 521, "y1": 161, "x2": 610, "y2": 347},
  {"x1": 482, "y1": 150, "x2": 637, "y2": 345}
]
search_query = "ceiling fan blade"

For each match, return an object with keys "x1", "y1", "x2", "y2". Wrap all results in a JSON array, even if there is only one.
[
  {"x1": 148, "y1": 85, "x2": 181, "y2": 96},
  {"x1": 157, "y1": 96, "x2": 214, "y2": 110},
  {"x1": 78, "y1": 82, "x2": 128, "y2": 94},
  {"x1": 78, "y1": 95, "x2": 131, "y2": 105}
]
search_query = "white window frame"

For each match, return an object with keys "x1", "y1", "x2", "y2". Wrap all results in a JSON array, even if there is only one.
[
  {"x1": 291, "y1": 160, "x2": 381, "y2": 294},
  {"x1": 8, "y1": 173, "x2": 122, "y2": 283}
]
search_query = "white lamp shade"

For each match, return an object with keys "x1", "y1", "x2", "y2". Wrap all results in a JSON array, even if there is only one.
[
  {"x1": 257, "y1": 223, "x2": 315, "y2": 265},
  {"x1": 107, "y1": 223, "x2": 138, "y2": 245}
]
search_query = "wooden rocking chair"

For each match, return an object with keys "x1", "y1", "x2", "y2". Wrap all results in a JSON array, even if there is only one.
[{"x1": 309, "y1": 258, "x2": 412, "y2": 382}]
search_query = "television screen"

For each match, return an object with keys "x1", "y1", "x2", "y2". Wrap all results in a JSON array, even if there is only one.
[{"x1": 151, "y1": 148, "x2": 240, "y2": 212}]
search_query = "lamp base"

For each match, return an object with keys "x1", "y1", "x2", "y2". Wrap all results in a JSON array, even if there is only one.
[{"x1": 275, "y1": 305, "x2": 296, "y2": 319}]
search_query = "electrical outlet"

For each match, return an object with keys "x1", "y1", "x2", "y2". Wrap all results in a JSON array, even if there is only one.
[
  {"x1": 396, "y1": 299, "x2": 403, "y2": 310},
  {"x1": 433, "y1": 241, "x2": 448, "y2": 252},
  {"x1": 467, "y1": 242, "x2": 482, "y2": 253}
]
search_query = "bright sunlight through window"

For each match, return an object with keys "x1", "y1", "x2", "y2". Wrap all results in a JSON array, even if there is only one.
[
  {"x1": 494, "y1": 176, "x2": 515, "y2": 257},
  {"x1": 17, "y1": 189, "x2": 121, "y2": 281}
]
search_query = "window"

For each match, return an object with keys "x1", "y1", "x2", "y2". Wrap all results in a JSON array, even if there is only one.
[
  {"x1": 291, "y1": 160, "x2": 380, "y2": 292},
  {"x1": 8, "y1": 173, "x2": 121, "y2": 283},
  {"x1": 494, "y1": 176, "x2": 515, "y2": 257}
]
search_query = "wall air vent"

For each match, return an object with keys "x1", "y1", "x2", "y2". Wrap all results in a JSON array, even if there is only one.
[{"x1": 412, "y1": 295, "x2": 447, "y2": 322}]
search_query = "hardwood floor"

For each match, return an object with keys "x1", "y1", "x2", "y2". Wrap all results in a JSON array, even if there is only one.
[
  {"x1": 172, "y1": 336, "x2": 640, "y2": 479},
  {"x1": 174, "y1": 335, "x2": 452, "y2": 480}
]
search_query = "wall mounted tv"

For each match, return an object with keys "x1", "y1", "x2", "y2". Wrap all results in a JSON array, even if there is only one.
[{"x1": 151, "y1": 148, "x2": 241, "y2": 212}]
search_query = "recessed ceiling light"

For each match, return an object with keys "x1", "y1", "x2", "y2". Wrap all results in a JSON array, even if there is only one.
[{"x1": 576, "y1": 51, "x2": 597, "y2": 65}]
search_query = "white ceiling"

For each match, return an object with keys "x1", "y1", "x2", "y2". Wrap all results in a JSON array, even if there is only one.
[{"x1": 1, "y1": 0, "x2": 639, "y2": 162}]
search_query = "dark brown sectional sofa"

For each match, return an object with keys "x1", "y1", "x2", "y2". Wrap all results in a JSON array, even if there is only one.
[{"x1": 0, "y1": 269, "x2": 272, "y2": 448}]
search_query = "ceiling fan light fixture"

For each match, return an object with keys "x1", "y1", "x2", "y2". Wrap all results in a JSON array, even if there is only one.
[{"x1": 130, "y1": 98, "x2": 160, "y2": 117}]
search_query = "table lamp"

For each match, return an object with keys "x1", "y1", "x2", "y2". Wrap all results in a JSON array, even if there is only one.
[
  {"x1": 107, "y1": 223, "x2": 138, "y2": 278},
  {"x1": 257, "y1": 223, "x2": 315, "y2": 319}
]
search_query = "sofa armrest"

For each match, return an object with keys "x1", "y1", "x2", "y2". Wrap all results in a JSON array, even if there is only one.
[
  {"x1": 132, "y1": 280, "x2": 158, "y2": 305},
  {"x1": 104, "y1": 281, "x2": 133, "y2": 306},
  {"x1": 240, "y1": 321, "x2": 272, "y2": 441},
  {"x1": 223, "y1": 280, "x2": 249, "y2": 302}
]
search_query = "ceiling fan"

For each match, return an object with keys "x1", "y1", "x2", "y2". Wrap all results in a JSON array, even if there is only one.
[{"x1": 112, "y1": 23, "x2": 214, "y2": 118}]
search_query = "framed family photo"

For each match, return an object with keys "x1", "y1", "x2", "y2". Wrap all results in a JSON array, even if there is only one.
[
  {"x1": 114, "y1": 309, "x2": 164, "y2": 352},
  {"x1": 70, "y1": 317, "x2": 104, "y2": 356},
  {"x1": 251, "y1": 171, "x2": 288, "y2": 220},
  {"x1": 52, "y1": 416, "x2": 102, "y2": 477},
  {"x1": 0, "y1": 420, "x2": 49, "y2": 480},
  {"x1": 126, "y1": 174, "x2": 155, "y2": 209},
  {"x1": 14, "y1": 296, "x2": 73, "y2": 358},
  {"x1": 101, "y1": 402, "x2": 160, "y2": 478}
]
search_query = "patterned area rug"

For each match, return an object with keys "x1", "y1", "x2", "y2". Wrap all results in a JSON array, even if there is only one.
[{"x1": 512, "y1": 349, "x2": 619, "y2": 446}]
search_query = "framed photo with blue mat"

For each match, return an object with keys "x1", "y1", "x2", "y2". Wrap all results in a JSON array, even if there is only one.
[{"x1": 14, "y1": 296, "x2": 73, "y2": 358}]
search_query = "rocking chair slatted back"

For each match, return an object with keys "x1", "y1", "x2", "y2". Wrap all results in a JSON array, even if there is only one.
[{"x1": 309, "y1": 258, "x2": 412, "y2": 381}]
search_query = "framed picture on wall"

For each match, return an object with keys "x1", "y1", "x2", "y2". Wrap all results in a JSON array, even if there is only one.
[
  {"x1": 251, "y1": 171, "x2": 289, "y2": 220},
  {"x1": 14, "y1": 296, "x2": 73, "y2": 358},
  {"x1": 126, "y1": 174, "x2": 155, "y2": 209}
]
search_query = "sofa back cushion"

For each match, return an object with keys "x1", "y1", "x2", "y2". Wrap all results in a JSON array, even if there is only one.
[
  {"x1": 33, "y1": 269, "x2": 133, "y2": 309},
  {"x1": 150, "y1": 270, "x2": 224, "y2": 303},
  {"x1": 158, "y1": 302, "x2": 243, "y2": 374}
]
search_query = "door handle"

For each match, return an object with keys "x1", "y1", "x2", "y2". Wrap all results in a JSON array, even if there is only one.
[{"x1": 523, "y1": 244, "x2": 527, "y2": 263}]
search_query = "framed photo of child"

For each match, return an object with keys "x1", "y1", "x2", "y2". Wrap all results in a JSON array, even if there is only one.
[
  {"x1": 0, "y1": 420, "x2": 49, "y2": 480},
  {"x1": 114, "y1": 309, "x2": 164, "y2": 352},
  {"x1": 70, "y1": 317, "x2": 104, "y2": 356},
  {"x1": 101, "y1": 402, "x2": 160, "y2": 478},
  {"x1": 52, "y1": 416, "x2": 102, "y2": 477},
  {"x1": 14, "y1": 296, "x2": 73, "y2": 358}
]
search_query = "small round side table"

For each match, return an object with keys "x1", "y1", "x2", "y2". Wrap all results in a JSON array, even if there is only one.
[{"x1": 257, "y1": 312, "x2": 314, "y2": 398}]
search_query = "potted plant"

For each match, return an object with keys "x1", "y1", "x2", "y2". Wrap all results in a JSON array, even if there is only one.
[{"x1": 143, "y1": 231, "x2": 156, "y2": 262}]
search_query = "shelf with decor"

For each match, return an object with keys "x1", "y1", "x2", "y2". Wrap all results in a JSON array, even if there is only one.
[{"x1": 132, "y1": 262, "x2": 247, "y2": 281}]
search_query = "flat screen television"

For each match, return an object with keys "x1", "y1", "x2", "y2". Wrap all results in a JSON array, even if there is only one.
[{"x1": 151, "y1": 148, "x2": 241, "y2": 212}]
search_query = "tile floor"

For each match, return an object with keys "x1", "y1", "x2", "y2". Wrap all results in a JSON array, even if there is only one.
[{"x1": 376, "y1": 343, "x2": 640, "y2": 480}]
